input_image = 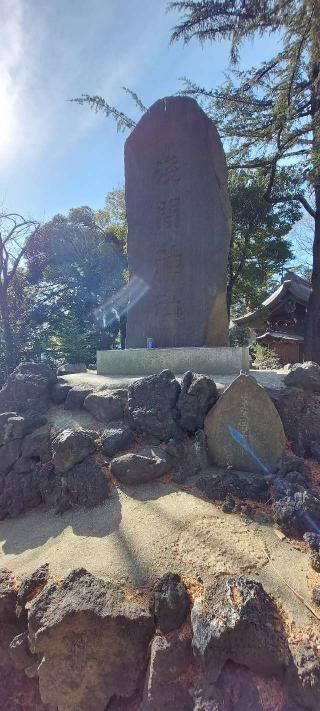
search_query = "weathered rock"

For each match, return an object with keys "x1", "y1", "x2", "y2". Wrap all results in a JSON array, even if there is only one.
[
  {"x1": 111, "y1": 446, "x2": 172, "y2": 485},
  {"x1": 13, "y1": 457, "x2": 36, "y2": 474},
  {"x1": 303, "y1": 533, "x2": 320, "y2": 572},
  {"x1": 150, "y1": 572, "x2": 190, "y2": 633},
  {"x1": 0, "y1": 362, "x2": 57, "y2": 414},
  {"x1": 0, "y1": 468, "x2": 42, "y2": 519},
  {"x1": 23, "y1": 412, "x2": 48, "y2": 435},
  {"x1": 272, "y1": 386, "x2": 320, "y2": 457},
  {"x1": 57, "y1": 362, "x2": 87, "y2": 375},
  {"x1": 50, "y1": 380, "x2": 72, "y2": 404},
  {"x1": 21, "y1": 425, "x2": 51, "y2": 461},
  {"x1": 52, "y1": 429, "x2": 96, "y2": 473},
  {"x1": 287, "y1": 642, "x2": 320, "y2": 711},
  {"x1": 284, "y1": 361, "x2": 320, "y2": 392},
  {"x1": 0, "y1": 412, "x2": 17, "y2": 444},
  {"x1": 177, "y1": 371, "x2": 219, "y2": 433},
  {"x1": 17, "y1": 563, "x2": 50, "y2": 611},
  {"x1": 192, "y1": 577, "x2": 289, "y2": 678},
  {"x1": 84, "y1": 391, "x2": 125, "y2": 422},
  {"x1": 64, "y1": 386, "x2": 93, "y2": 410},
  {"x1": 9, "y1": 632, "x2": 34, "y2": 670},
  {"x1": 54, "y1": 458, "x2": 110, "y2": 513},
  {"x1": 101, "y1": 423, "x2": 135, "y2": 457},
  {"x1": 125, "y1": 95, "x2": 231, "y2": 348},
  {"x1": 0, "y1": 568, "x2": 18, "y2": 622},
  {"x1": 272, "y1": 490, "x2": 320, "y2": 538},
  {"x1": 277, "y1": 456, "x2": 310, "y2": 488},
  {"x1": 205, "y1": 374, "x2": 285, "y2": 474},
  {"x1": 28, "y1": 568, "x2": 154, "y2": 710},
  {"x1": 0, "y1": 438, "x2": 22, "y2": 474},
  {"x1": 127, "y1": 370, "x2": 180, "y2": 441},
  {"x1": 197, "y1": 468, "x2": 268, "y2": 502},
  {"x1": 142, "y1": 632, "x2": 193, "y2": 711},
  {"x1": 312, "y1": 587, "x2": 320, "y2": 605},
  {"x1": 171, "y1": 430, "x2": 208, "y2": 484}
]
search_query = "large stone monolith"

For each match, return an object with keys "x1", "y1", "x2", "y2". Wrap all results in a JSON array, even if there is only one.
[{"x1": 125, "y1": 96, "x2": 232, "y2": 348}]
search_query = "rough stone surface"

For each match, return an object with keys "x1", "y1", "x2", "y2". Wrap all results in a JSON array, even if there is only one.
[
  {"x1": 64, "y1": 386, "x2": 93, "y2": 410},
  {"x1": 111, "y1": 446, "x2": 172, "y2": 485},
  {"x1": 287, "y1": 642, "x2": 320, "y2": 711},
  {"x1": 21, "y1": 425, "x2": 51, "y2": 462},
  {"x1": 0, "y1": 568, "x2": 18, "y2": 621},
  {"x1": 142, "y1": 632, "x2": 193, "y2": 711},
  {"x1": 273, "y1": 386, "x2": 320, "y2": 457},
  {"x1": 50, "y1": 380, "x2": 72, "y2": 404},
  {"x1": 0, "y1": 413, "x2": 24, "y2": 445},
  {"x1": 205, "y1": 374, "x2": 285, "y2": 474},
  {"x1": 284, "y1": 361, "x2": 320, "y2": 392},
  {"x1": 125, "y1": 95, "x2": 231, "y2": 348},
  {"x1": 57, "y1": 362, "x2": 87, "y2": 375},
  {"x1": 54, "y1": 459, "x2": 110, "y2": 513},
  {"x1": 150, "y1": 572, "x2": 190, "y2": 633},
  {"x1": 170, "y1": 430, "x2": 208, "y2": 484},
  {"x1": 177, "y1": 371, "x2": 219, "y2": 433},
  {"x1": 0, "y1": 362, "x2": 57, "y2": 414},
  {"x1": 101, "y1": 423, "x2": 135, "y2": 457},
  {"x1": 28, "y1": 567, "x2": 154, "y2": 711},
  {"x1": 84, "y1": 391, "x2": 125, "y2": 422},
  {"x1": 272, "y1": 490, "x2": 320, "y2": 538},
  {"x1": 52, "y1": 428, "x2": 96, "y2": 473},
  {"x1": 192, "y1": 576, "x2": 289, "y2": 677},
  {"x1": 17, "y1": 563, "x2": 50, "y2": 611},
  {"x1": 0, "y1": 438, "x2": 22, "y2": 474},
  {"x1": 303, "y1": 533, "x2": 320, "y2": 572},
  {"x1": 127, "y1": 369, "x2": 180, "y2": 441},
  {"x1": 197, "y1": 468, "x2": 269, "y2": 502}
]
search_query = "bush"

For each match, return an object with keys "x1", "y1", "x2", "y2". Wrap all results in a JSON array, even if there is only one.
[
  {"x1": 252, "y1": 343, "x2": 281, "y2": 370},
  {"x1": 229, "y1": 323, "x2": 252, "y2": 346}
]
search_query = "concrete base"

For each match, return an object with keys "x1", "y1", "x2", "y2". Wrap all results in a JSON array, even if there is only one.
[{"x1": 97, "y1": 346, "x2": 249, "y2": 376}]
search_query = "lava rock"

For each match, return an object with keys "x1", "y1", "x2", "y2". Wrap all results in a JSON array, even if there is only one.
[
  {"x1": 170, "y1": 430, "x2": 208, "y2": 484},
  {"x1": 177, "y1": 371, "x2": 218, "y2": 433},
  {"x1": 142, "y1": 632, "x2": 193, "y2": 711},
  {"x1": 21, "y1": 424, "x2": 51, "y2": 462},
  {"x1": 273, "y1": 386, "x2": 320, "y2": 458},
  {"x1": 150, "y1": 572, "x2": 190, "y2": 634},
  {"x1": 9, "y1": 632, "x2": 33, "y2": 670},
  {"x1": 192, "y1": 576, "x2": 289, "y2": 677},
  {"x1": 0, "y1": 438, "x2": 22, "y2": 475},
  {"x1": 54, "y1": 458, "x2": 110, "y2": 513},
  {"x1": 52, "y1": 428, "x2": 96, "y2": 473},
  {"x1": 84, "y1": 391, "x2": 125, "y2": 422},
  {"x1": 57, "y1": 362, "x2": 87, "y2": 375},
  {"x1": 197, "y1": 469, "x2": 268, "y2": 502},
  {"x1": 272, "y1": 490, "x2": 320, "y2": 538},
  {"x1": 0, "y1": 412, "x2": 18, "y2": 445},
  {"x1": 111, "y1": 446, "x2": 172, "y2": 485},
  {"x1": 127, "y1": 370, "x2": 180, "y2": 442},
  {"x1": 12, "y1": 457, "x2": 35, "y2": 474},
  {"x1": 0, "y1": 569, "x2": 18, "y2": 622},
  {"x1": 23, "y1": 413, "x2": 48, "y2": 435},
  {"x1": 222, "y1": 494, "x2": 236, "y2": 513},
  {"x1": 287, "y1": 641, "x2": 320, "y2": 711},
  {"x1": 0, "y1": 362, "x2": 57, "y2": 414},
  {"x1": 284, "y1": 361, "x2": 320, "y2": 392},
  {"x1": 50, "y1": 380, "x2": 72, "y2": 404},
  {"x1": 303, "y1": 532, "x2": 320, "y2": 572},
  {"x1": 28, "y1": 567, "x2": 154, "y2": 710},
  {"x1": 17, "y1": 563, "x2": 50, "y2": 611},
  {"x1": 312, "y1": 587, "x2": 320, "y2": 605},
  {"x1": 64, "y1": 386, "x2": 93, "y2": 410},
  {"x1": 101, "y1": 423, "x2": 135, "y2": 457}
]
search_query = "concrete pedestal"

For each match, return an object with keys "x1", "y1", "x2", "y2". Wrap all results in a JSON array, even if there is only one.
[{"x1": 97, "y1": 346, "x2": 249, "y2": 376}]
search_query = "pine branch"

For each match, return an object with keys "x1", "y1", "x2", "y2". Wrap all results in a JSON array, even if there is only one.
[
  {"x1": 70, "y1": 95, "x2": 136, "y2": 132},
  {"x1": 121, "y1": 87, "x2": 147, "y2": 113}
]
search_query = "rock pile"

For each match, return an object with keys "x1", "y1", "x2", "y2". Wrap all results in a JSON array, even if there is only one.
[{"x1": 1, "y1": 564, "x2": 319, "y2": 711}]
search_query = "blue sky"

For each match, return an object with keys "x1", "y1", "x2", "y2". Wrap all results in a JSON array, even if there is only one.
[{"x1": 0, "y1": 0, "x2": 282, "y2": 222}]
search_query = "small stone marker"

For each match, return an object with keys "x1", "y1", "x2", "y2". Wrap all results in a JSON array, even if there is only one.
[
  {"x1": 204, "y1": 374, "x2": 285, "y2": 474},
  {"x1": 125, "y1": 96, "x2": 231, "y2": 348}
]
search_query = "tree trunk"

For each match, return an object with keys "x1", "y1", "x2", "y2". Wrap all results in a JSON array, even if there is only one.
[
  {"x1": 305, "y1": 187, "x2": 320, "y2": 362},
  {"x1": 0, "y1": 287, "x2": 17, "y2": 375}
]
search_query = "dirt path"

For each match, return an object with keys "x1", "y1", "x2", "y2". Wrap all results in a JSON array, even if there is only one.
[{"x1": 0, "y1": 479, "x2": 315, "y2": 628}]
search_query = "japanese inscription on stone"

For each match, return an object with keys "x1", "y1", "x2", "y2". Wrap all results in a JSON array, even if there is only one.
[{"x1": 125, "y1": 96, "x2": 232, "y2": 348}]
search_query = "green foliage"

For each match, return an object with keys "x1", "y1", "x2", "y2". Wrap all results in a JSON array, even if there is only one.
[
  {"x1": 229, "y1": 169, "x2": 299, "y2": 315},
  {"x1": 229, "y1": 323, "x2": 252, "y2": 346},
  {"x1": 252, "y1": 343, "x2": 281, "y2": 370},
  {"x1": 95, "y1": 187, "x2": 128, "y2": 250}
]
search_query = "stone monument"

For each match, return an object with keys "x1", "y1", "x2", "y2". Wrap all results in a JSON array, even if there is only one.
[{"x1": 124, "y1": 96, "x2": 232, "y2": 349}]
